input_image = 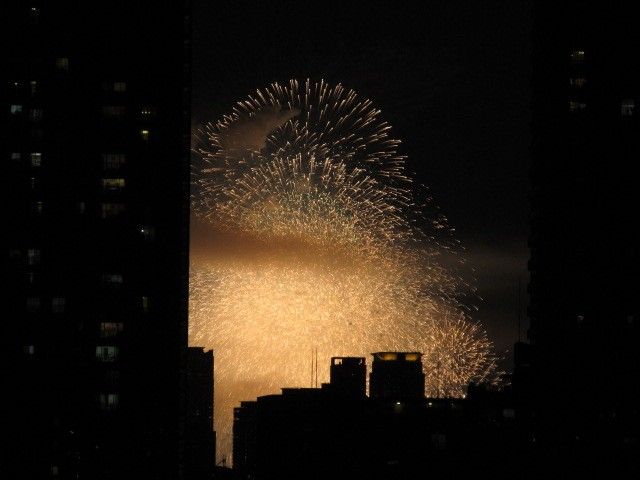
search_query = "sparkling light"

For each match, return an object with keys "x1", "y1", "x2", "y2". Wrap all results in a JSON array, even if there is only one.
[{"x1": 190, "y1": 79, "x2": 498, "y2": 462}]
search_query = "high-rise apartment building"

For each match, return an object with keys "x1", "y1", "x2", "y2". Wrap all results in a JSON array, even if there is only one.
[
  {"x1": 4, "y1": 2, "x2": 191, "y2": 477},
  {"x1": 529, "y1": 1, "x2": 639, "y2": 470}
]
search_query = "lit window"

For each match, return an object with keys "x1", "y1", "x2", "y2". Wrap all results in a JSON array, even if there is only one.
[
  {"x1": 503, "y1": 408, "x2": 516, "y2": 419},
  {"x1": 29, "y1": 108, "x2": 43, "y2": 122},
  {"x1": 96, "y1": 346, "x2": 119, "y2": 362},
  {"x1": 100, "y1": 322, "x2": 124, "y2": 338},
  {"x1": 11, "y1": 152, "x2": 21, "y2": 161},
  {"x1": 98, "y1": 393, "x2": 119, "y2": 411},
  {"x1": 26, "y1": 297, "x2": 41, "y2": 312},
  {"x1": 102, "y1": 153, "x2": 126, "y2": 170},
  {"x1": 31, "y1": 152, "x2": 42, "y2": 167},
  {"x1": 569, "y1": 49, "x2": 585, "y2": 64},
  {"x1": 621, "y1": 99, "x2": 635, "y2": 116},
  {"x1": 55, "y1": 57, "x2": 69, "y2": 71},
  {"x1": 140, "y1": 106, "x2": 156, "y2": 117},
  {"x1": 32, "y1": 201, "x2": 43, "y2": 215},
  {"x1": 569, "y1": 77, "x2": 586, "y2": 88},
  {"x1": 376, "y1": 352, "x2": 398, "y2": 361},
  {"x1": 27, "y1": 248, "x2": 41, "y2": 265},
  {"x1": 30, "y1": 81, "x2": 37, "y2": 96},
  {"x1": 140, "y1": 129, "x2": 150, "y2": 141},
  {"x1": 29, "y1": 7, "x2": 40, "y2": 24},
  {"x1": 10, "y1": 104, "x2": 22, "y2": 114},
  {"x1": 101, "y1": 273, "x2": 123, "y2": 285},
  {"x1": 576, "y1": 314, "x2": 585, "y2": 324},
  {"x1": 101, "y1": 203, "x2": 125, "y2": 218},
  {"x1": 142, "y1": 296, "x2": 150, "y2": 313},
  {"x1": 24, "y1": 345, "x2": 35, "y2": 355},
  {"x1": 52, "y1": 297, "x2": 66, "y2": 313},
  {"x1": 102, "y1": 106, "x2": 126, "y2": 118},
  {"x1": 101, "y1": 178, "x2": 125, "y2": 192},
  {"x1": 113, "y1": 82, "x2": 127, "y2": 92},
  {"x1": 569, "y1": 101, "x2": 586, "y2": 113},
  {"x1": 140, "y1": 225, "x2": 156, "y2": 241},
  {"x1": 30, "y1": 177, "x2": 36, "y2": 190}
]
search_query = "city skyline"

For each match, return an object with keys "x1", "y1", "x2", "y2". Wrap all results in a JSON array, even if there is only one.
[{"x1": 7, "y1": 1, "x2": 639, "y2": 478}]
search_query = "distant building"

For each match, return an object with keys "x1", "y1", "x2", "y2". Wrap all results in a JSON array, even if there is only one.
[
  {"x1": 5, "y1": 2, "x2": 191, "y2": 478},
  {"x1": 233, "y1": 400, "x2": 259, "y2": 478},
  {"x1": 369, "y1": 352, "x2": 425, "y2": 399},
  {"x1": 232, "y1": 354, "x2": 523, "y2": 479},
  {"x1": 233, "y1": 385, "x2": 369, "y2": 479},
  {"x1": 529, "y1": 1, "x2": 640, "y2": 474},
  {"x1": 328, "y1": 356, "x2": 366, "y2": 397},
  {"x1": 185, "y1": 347, "x2": 215, "y2": 480}
]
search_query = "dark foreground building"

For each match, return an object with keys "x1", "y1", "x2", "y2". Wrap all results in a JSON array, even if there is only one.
[
  {"x1": 369, "y1": 351, "x2": 425, "y2": 399},
  {"x1": 4, "y1": 2, "x2": 191, "y2": 478},
  {"x1": 528, "y1": 1, "x2": 640, "y2": 476},
  {"x1": 185, "y1": 347, "x2": 216, "y2": 479},
  {"x1": 233, "y1": 354, "x2": 523, "y2": 479}
]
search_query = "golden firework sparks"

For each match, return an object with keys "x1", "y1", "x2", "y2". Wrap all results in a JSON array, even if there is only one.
[{"x1": 190, "y1": 79, "x2": 499, "y2": 462}]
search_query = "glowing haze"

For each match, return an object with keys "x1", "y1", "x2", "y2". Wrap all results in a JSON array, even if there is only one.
[{"x1": 190, "y1": 79, "x2": 498, "y2": 462}]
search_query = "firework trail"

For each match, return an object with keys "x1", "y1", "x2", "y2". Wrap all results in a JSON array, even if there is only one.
[{"x1": 190, "y1": 79, "x2": 498, "y2": 462}]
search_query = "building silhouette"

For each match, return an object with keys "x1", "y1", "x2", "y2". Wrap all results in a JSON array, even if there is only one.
[
  {"x1": 528, "y1": 1, "x2": 640, "y2": 475},
  {"x1": 232, "y1": 353, "x2": 523, "y2": 479},
  {"x1": 328, "y1": 356, "x2": 366, "y2": 397},
  {"x1": 5, "y1": 2, "x2": 191, "y2": 478},
  {"x1": 185, "y1": 347, "x2": 216, "y2": 480},
  {"x1": 369, "y1": 351, "x2": 425, "y2": 399}
]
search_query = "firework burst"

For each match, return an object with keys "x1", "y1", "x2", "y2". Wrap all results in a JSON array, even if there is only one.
[{"x1": 190, "y1": 79, "x2": 498, "y2": 462}]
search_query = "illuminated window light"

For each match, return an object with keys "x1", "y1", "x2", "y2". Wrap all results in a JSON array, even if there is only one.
[
  {"x1": 142, "y1": 296, "x2": 150, "y2": 313},
  {"x1": 621, "y1": 99, "x2": 635, "y2": 116},
  {"x1": 101, "y1": 178, "x2": 126, "y2": 192},
  {"x1": 96, "y1": 346, "x2": 119, "y2": 362},
  {"x1": 99, "y1": 393, "x2": 119, "y2": 411},
  {"x1": 568, "y1": 100, "x2": 586, "y2": 113},
  {"x1": 569, "y1": 49, "x2": 586, "y2": 64},
  {"x1": 569, "y1": 77, "x2": 586, "y2": 88},
  {"x1": 100, "y1": 322, "x2": 124, "y2": 338},
  {"x1": 31, "y1": 152, "x2": 42, "y2": 167},
  {"x1": 52, "y1": 297, "x2": 66, "y2": 313},
  {"x1": 377, "y1": 352, "x2": 398, "y2": 361},
  {"x1": 55, "y1": 57, "x2": 69, "y2": 71},
  {"x1": 27, "y1": 248, "x2": 41, "y2": 265}
]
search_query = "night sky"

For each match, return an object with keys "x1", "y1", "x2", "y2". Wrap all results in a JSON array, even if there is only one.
[{"x1": 191, "y1": 1, "x2": 532, "y2": 368}]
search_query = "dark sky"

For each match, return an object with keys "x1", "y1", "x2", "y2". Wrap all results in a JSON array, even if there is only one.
[{"x1": 192, "y1": 1, "x2": 532, "y2": 368}]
